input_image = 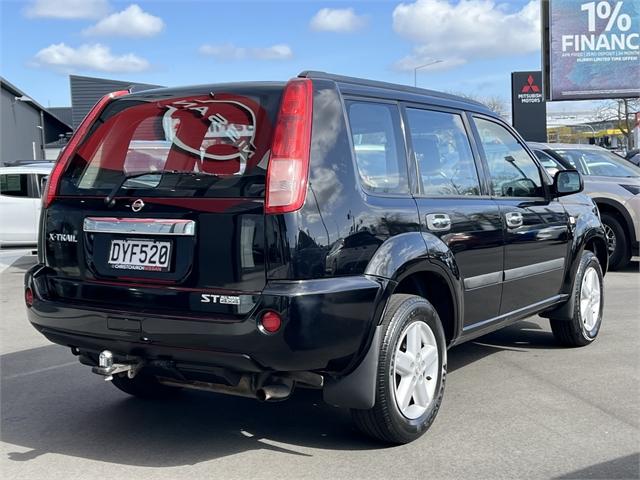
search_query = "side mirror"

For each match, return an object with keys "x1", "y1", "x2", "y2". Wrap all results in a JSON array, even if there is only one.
[{"x1": 553, "y1": 169, "x2": 583, "y2": 197}]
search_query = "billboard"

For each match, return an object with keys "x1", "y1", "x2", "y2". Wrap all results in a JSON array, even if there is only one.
[
  {"x1": 542, "y1": 0, "x2": 640, "y2": 101},
  {"x1": 511, "y1": 71, "x2": 547, "y2": 142}
]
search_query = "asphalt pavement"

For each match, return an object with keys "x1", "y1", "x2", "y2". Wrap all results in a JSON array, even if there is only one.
[{"x1": 1, "y1": 253, "x2": 638, "y2": 480}]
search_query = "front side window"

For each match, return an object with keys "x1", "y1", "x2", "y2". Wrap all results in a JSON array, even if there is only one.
[
  {"x1": 347, "y1": 101, "x2": 409, "y2": 195},
  {"x1": 405, "y1": 108, "x2": 480, "y2": 196},
  {"x1": 474, "y1": 118, "x2": 543, "y2": 198},
  {"x1": 0, "y1": 174, "x2": 29, "y2": 197}
]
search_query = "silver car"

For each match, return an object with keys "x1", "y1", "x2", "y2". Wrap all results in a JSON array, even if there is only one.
[{"x1": 529, "y1": 142, "x2": 640, "y2": 270}]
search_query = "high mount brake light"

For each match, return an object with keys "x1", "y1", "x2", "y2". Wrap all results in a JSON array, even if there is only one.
[
  {"x1": 43, "y1": 90, "x2": 129, "y2": 208},
  {"x1": 265, "y1": 78, "x2": 313, "y2": 214}
]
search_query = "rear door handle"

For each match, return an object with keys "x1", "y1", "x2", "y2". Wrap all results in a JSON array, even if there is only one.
[
  {"x1": 426, "y1": 213, "x2": 451, "y2": 232},
  {"x1": 505, "y1": 212, "x2": 523, "y2": 228}
]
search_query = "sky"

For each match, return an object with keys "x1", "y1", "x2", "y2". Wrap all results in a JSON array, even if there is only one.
[{"x1": 0, "y1": 0, "x2": 588, "y2": 113}]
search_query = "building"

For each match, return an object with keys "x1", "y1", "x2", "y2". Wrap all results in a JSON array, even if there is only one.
[
  {"x1": 69, "y1": 75, "x2": 161, "y2": 129},
  {"x1": 1, "y1": 77, "x2": 72, "y2": 166},
  {"x1": 547, "y1": 107, "x2": 638, "y2": 151}
]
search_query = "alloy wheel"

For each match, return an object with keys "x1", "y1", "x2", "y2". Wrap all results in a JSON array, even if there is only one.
[
  {"x1": 580, "y1": 266, "x2": 601, "y2": 332},
  {"x1": 603, "y1": 224, "x2": 617, "y2": 254},
  {"x1": 392, "y1": 321, "x2": 439, "y2": 419}
]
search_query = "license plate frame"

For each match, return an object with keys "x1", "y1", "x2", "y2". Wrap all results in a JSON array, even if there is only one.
[{"x1": 107, "y1": 238, "x2": 172, "y2": 272}]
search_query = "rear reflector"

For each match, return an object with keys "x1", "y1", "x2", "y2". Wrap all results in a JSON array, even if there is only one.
[
  {"x1": 259, "y1": 311, "x2": 282, "y2": 334},
  {"x1": 265, "y1": 78, "x2": 313, "y2": 214},
  {"x1": 43, "y1": 89, "x2": 129, "y2": 208}
]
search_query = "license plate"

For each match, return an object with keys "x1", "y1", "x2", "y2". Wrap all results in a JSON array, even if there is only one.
[{"x1": 108, "y1": 239, "x2": 171, "y2": 272}]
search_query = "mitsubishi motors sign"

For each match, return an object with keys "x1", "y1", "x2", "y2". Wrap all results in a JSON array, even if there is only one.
[
  {"x1": 512, "y1": 71, "x2": 547, "y2": 142},
  {"x1": 542, "y1": 0, "x2": 640, "y2": 101}
]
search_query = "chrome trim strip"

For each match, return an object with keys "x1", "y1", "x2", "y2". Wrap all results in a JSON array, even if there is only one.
[
  {"x1": 463, "y1": 271, "x2": 503, "y2": 290},
  {"x1": 503, "y1": 258, "x2": 565, "y2": 282},
  {"x1": 83, "y1": 217, "x2": 196, "y2": 236}
]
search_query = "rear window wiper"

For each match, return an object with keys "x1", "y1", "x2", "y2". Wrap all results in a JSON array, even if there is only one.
[
  {"x1": 104, "y1": 172, "x2": 162, "y2": 206},
  {"x1": 104, "y1": 170, "x2": 219, "y2": 207}
]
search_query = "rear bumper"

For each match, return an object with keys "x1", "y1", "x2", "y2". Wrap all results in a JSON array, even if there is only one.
[{"x1": 25, "y1": 265, "x2": 388, "y2": 375}]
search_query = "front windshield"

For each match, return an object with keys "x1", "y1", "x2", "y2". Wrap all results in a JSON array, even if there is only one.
[{"x1": 554, "y1": 148, "x2": 640, "y2": 178}]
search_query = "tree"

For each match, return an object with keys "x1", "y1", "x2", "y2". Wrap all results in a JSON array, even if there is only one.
[
  {"x1": 447, "y1": 91, "x2": 508, "y2": 118},
  {"x1": 596, "y1": 98, "x2": 640, "y2": 149}
]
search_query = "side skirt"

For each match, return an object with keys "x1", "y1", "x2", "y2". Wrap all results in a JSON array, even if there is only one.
[{"x1": 452, "y1": 294, "x2": 569, "y2": 346}]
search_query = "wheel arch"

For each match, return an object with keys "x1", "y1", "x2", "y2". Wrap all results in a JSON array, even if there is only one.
[
  {"x1": 365, "y1": 231, "x2": 463, "y2": 346},
  {"x1": 541, "y1": 227, "x2": 607, "y2": 321},
  {"x1": 593, "y1": 197, "x2": 636, "y2": 246},
  {"x1": 324, "y1": 232, "x2": 463, "y2": 410}
]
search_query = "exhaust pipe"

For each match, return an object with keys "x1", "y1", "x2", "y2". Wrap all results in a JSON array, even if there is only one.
[{"x1": 257, "y1": 384, "x2": 292, "y2": 402}]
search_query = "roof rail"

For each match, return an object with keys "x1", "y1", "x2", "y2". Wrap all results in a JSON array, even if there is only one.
[{"x1": 298, "y1": 70, "x2": 487, "y2": 108}]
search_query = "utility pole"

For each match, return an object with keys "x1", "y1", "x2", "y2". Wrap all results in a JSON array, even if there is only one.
[{"x1": 414, "y1": 60, "x2": 444, "y2": 87}]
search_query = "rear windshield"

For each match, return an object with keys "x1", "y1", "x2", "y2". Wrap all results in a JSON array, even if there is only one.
[{"x1": 60, "y1": 85, "x2": 282, "y2": 198}]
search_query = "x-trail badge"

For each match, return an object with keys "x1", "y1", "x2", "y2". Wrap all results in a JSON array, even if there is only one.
[{"x1": 131, "y1": 199, "x2": 145, "y2": 212}]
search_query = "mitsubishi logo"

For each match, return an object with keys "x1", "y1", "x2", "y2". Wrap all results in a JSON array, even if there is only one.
[
  {"x1": 131, "y1": 199, "x2": 145, "y2": 212},
  {"x1": 521, "y1": 75, "x2": 540, "y2": 93}
]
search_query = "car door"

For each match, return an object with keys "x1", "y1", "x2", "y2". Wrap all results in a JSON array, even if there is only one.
[
  {"x1": 29, "y1": 173, "x2": 45, "y2": 242},
  {"x1": 471, "y1": 116, "x2": 570, "y2": 314},
  {"x1": 0, "y1": 172, "x2": 37, "y2": 244},
  {"x1": 403, "y1": 105, "x2": 504, "y2": 327}
]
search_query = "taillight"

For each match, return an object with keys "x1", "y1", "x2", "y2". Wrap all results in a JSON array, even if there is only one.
[
  {"x1": 25, "y1": 287, "x2": 34, "y2": 307},
  {"x1": 43, "y1": 89, "x2": 129, "y2": 208},
  {"x1": 265, "y1": 78, "x2": 313, "y2": 214}
]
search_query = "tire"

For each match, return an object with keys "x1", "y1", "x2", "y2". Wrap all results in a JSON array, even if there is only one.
[
  {"x1": 550, "y1": 250, "x2": 604, "y2": 347},
  {"x1": 601, "y1": 212, "x2": 630, "y2": 270},
  {"x1": 111, "y1": 370, "x2": 180, "y2": 399},
  {"x1": 351, "y1": 294, "x2": 447, "y2": 444}
]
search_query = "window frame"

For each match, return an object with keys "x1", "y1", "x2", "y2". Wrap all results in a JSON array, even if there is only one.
[
  {"x1": 342, "y1": 95, "x2": 414, "y2": 198},
  {"x1": 468, "y1": 113, "x2": 550, "y2": 201},
  {"x1": 532, "y1": 149, "x2": 562, "y2": 185},
  {"x1": 400, "y1": 102, "x2": 490, "y2": 199}
]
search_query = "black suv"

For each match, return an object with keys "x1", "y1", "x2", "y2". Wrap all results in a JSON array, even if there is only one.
[{"x1": 25, "y1": 72, "x2": 608, "y2": 444}]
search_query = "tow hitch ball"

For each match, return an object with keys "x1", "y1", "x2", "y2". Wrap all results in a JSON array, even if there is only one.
[{"x1": 92, "y1": 350, "x2": 143, "y2": 382}]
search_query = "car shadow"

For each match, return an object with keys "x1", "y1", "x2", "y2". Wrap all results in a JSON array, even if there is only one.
[
  {"x1": 1, "y1": 318, "x2": 560, "y2": 467},
  {"x1": 617, "y1": 259, "x2": 639, "y2": 273},
  {"x1": 1, "y1": 345, "x2": 382, "y2": 468},
  {"x1": 448, "y1": 319, "x2": 560, "y2": 373},
  {"x1": 554, "y1": 452, "x2": 640, "y2": 479}
]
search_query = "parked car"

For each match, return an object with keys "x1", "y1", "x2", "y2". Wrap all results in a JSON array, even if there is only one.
[
  {"x1": 25, "y1": 73, "x2": 607, "y2": 444},
  {"x1": 529, "y1": 142, "x2": 640, "y2": 270},
  {"x1": 0, "y1": 163, "x2": 53, "y2": 247},
  {"x1": 625, "y1": 149, "x2": 640, "y2": 167}
]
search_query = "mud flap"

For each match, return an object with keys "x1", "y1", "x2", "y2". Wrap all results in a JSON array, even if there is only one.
[{"x1": 322, "y1": 325, "x2": 382, "y2": 409}]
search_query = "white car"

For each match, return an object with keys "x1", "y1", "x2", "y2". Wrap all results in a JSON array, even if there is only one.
[{"x1": 0, "y1": 163, "x2": 53, "y2": 247}]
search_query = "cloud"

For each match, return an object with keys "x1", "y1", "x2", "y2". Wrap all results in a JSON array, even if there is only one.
[
  {"x1": 33, "y1": 43, "x2": 150, "y2": 73},
  {"x1": 310, "y1": 8, "x2": 368, "y2": 32},
  {"x1": 83, "y1": 4, "x2": 164, "y2": 37},
  {"x1": 25, "y1": 0, "x2": 110, "y2": 19},
  {"x1": 392, "y1": 0, "x2": 540, "y2": 70},
  {"x1": 199, "y1": 43, "x2": 293, "y2": 61}
]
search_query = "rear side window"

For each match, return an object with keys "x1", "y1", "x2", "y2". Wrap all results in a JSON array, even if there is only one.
[
  {"x1": 405, "y1": 108, "x2": 480, "y2": 196},
  {"x1": 474, "y1": 118, "x2": 543, "y2": 198},
  {"x1": 60, "y1": 86, "x2": 282, "y2": 198},
  {"x1": 346, "y1": 101, "x2": 409, "y2": 195},
  {"x1": 0, "y1": 174, "x2": 29, "y2": 197}
]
